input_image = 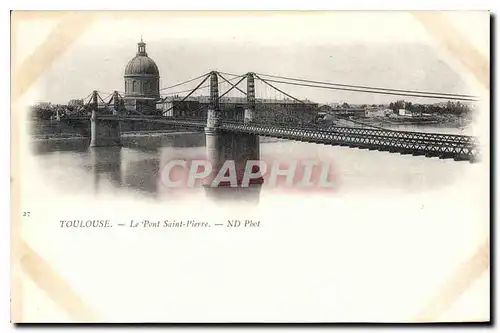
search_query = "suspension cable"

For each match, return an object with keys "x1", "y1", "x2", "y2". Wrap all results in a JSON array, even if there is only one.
[
  {"x1": 163, "y1": 72, "x2": 319, "y2": 127},
  {"x1": 81, "y1": 92, "x2": 93, "y2": 104},
  {"x1": 257, "y1": 77, "x2": 478, "y2": 102},
  {"x1": 217, "y1": 72, "x2": 247, "y2": 96},
  {"x1": 101, "y1": 92, "x2": 115, "y2": 106},
  {"x1": 159, "y1": 72, "x2": 210, "y2": 91},
  {"x1": 160, "y1": 75, "x2": 243, "y2": 97},
  {"x1": 255, "y1": 72, "x2": 478, "y2": 99},
  {"x1": 115, "y1": 92, "x2": 150, "y2": 117},
  {"x1": 159, "y1": 76, "x2": 247, "y2": 119},
  {"x1": 161, "y1": 85, "x2": 210, "y2": 97},
  {"x1": 96, "y1": 93, "x2": 108, "y2": 106},
  {"x1": 173, "y1": 75, "x2": 247, "y2": 118},
  {"x1": 95, "y1": 74, "x2": 383, "y2": 130},
  {"x1": 217, "y1": 75, "x2": 247, "y2": 100},
  {"x1": 246, "y1": 75, "x2": 322, "y2": 128},
  {"x1": 158, "y1": 73, "x2": 211, "y2": 114},
  {"x1": 255, "y1": 74, "x2": 383, "y2": 129},
  {"x1": 107, "y1": 94, "x2": 115, "y2": 105},
  {"x1": 85, "y1": 93, "x2": 95, "y2": 107},
  {"x1": 218, "y1": 71, "x2": 242, "y2": 78},
  {"x1": 254, "y1": 74, "x2": 307, "y2": 104}
]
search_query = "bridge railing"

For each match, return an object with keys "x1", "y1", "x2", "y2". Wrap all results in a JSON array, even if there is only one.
[
  {"x1": 220, "y1": 119, "x2": 476, "y2": 144},
  {"x1": 219, "y1": 120, "x2": 477, "y2": 152},
  {"x1": 219, "y1": 122, "x2": 478, "y2": 160}
]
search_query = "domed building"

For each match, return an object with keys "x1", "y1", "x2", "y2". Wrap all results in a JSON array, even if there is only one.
[{"x1": 123, "y1": 38, "x2": 161, "y2": 114}]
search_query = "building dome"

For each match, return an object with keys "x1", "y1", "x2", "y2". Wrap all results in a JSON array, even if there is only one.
[
  {"x1": 125, "y1": 55, "x2": 159, "y2": 76},
  {"x1": 124, "y1": 39, "x2": 159, "y2": 76},
  {"x1": 124, "y1": 38, "x2": 160, "y2": 102}
]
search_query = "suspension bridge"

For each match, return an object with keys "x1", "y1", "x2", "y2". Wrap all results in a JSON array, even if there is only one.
[{"x1": 61, "y1": 71, "x2": 480, "y2": 170}]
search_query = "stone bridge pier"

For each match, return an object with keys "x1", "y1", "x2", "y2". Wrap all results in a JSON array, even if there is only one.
[
  {"x1": 90, "y1": 91, "x2": 122, "y2": 148},
  {"x1": 203, "y1": 72, "x2": 264, "y2": 202}
]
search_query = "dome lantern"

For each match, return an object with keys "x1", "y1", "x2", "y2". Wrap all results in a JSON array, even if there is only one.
[{"x1": 137, "y1": 37, "x2": 147, "y2": 56}]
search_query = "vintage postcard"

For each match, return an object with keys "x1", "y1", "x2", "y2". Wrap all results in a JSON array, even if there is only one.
[{"x1": 11, "y1": 11, "x2": 490, "y2": 323}]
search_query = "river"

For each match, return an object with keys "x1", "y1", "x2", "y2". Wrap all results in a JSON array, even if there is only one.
[{"x1": 29, "y1": 124, "x2": 473, "y2": 203}]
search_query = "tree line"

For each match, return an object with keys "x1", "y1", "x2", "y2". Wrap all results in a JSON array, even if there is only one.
[
  {"x1": 388, "y1": 100, "x2": 473, "y2": 116},
  {"x1": 29, "y1": 104, "x2": 80, "y2": 120}
]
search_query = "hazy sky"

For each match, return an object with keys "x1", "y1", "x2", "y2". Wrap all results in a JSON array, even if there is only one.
[{"x1": 14, "y1": 11, "x2": 489, "y2": 105}]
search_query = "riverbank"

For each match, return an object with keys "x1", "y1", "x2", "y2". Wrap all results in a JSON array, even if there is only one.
[
  {"x1": 29, "y1": 118, "x2": 197, "y2": 139},
  {"x1": 360, "y1": 114, "x2": 472, "y2": 128},
  {"x1": 31, "y1": 130, "x2": 201, "y2": 141}
]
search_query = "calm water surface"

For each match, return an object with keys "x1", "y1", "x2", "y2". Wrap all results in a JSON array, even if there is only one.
[{"x1": 30, "y1": 125, "x2": 472, "y2": 202}]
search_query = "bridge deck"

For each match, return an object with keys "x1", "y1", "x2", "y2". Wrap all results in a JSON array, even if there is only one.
[{"x1": 63, "y1": 115, "x2": 479, "y2": 162}]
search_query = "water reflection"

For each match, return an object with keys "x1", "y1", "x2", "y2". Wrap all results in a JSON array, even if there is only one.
[
  {"x1": 30, "y1": 133, "x2": 263, "y2": 203},
  {"x1": 31, "y1": 138, "x2": 90, "y2": 154},
  {"x1": 123, "y1": 157, "x2": 161, "y2": 198},
  {"x1": 88, "y1": 147, "x2": 123, "y2": 192},
  {"x1": 122, "y1": 132, "x2": 205, "y2": 152},
  {"x1": 29, "y1": 128, "x2": 466, "y2": 203},
  {"x1": 30, "y1": 135, "x2": 203, "y2": 200}
]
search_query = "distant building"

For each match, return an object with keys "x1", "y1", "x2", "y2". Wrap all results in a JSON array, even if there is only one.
[
  {"x1": 36, "y1": 102, "x2": 52, "y2": 108},
  {"x1": 398, "y1": 108, "x2": 412, "y2": 116},
  {"x1": 123, "y1": 38, "x2": 161, "y2": 115},
  {"x1": 159, "y1": 96, "x2": 319, "y2": 124},
  {"x1": 68, "y1": 99, "x2": 84, "y2": 107},
  {"x1": 366, "y1": 108, "x2": 390, "y2": 117},
  {"x1": 318, "y1": 104, "x2": 333, "y2": 113},
  {"x1": 327, "y1": 108, "x2": 366, "y2": 118},
  {"x1": 317, "y1": 105, "x2": 335, "y2": 121}
]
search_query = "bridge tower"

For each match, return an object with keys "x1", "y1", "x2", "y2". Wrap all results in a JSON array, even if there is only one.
[
  {"x1": 244, "y1": 72, "x2": 256, "y2": 123},
  {"x1": 90, "y1": 90, "x2": 122, "y2": 147},
  {"x1": 203, "y1": 72, "x2": 263, "y2": 202},
  {"x1": 112, "y1": 91, "x2": 120, "y2": 115}
]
